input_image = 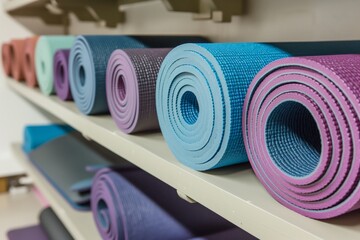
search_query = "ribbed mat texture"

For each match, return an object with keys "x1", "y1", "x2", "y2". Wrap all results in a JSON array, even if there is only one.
[
  {"x1": 9, "y1": 39, "x2": 25, "y2": 81},
  {"x1": 243, "y1": 54, "x2": 360, "y2": 219},
  {"x1": 23, "y1": 36, "x2": 40, "y2": 87},
  {"x1": 54, "y1": 49, "x2": 72, "y2": 100},
  {"x1": 106, "y1": 48, "x2": 171, "y2": 133},
  {"x1": 2, "y1": 42, "x2": 12, "y2": 76},
  {"x1": 35, "y1": 36, "x2": 75, "y2": 95},
  {"x1": 69, "y1": 35, "x2": 208, "y2": 115},
  {"x1": 156, "y1": 41, "x2": 360, "y2": 171},
  {"x1": 91, "y1": 168, "x2": 234, "y2": 240}
]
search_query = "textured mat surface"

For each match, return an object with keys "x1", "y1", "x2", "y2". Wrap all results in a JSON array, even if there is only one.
[
  {"x1": 54, "y1": 49, "x2": 72, "y2": 100},
  {"x1": 106, "y1": 48, "x2": 171, "y2": 133},
  {"x1": 23, "y1": 36, "x2": 40, "y2": 87},
  {"x1": 9, "y1": 39, "x2": 25, "y2": 81},
  {"x1": 28, "y1": 131, "x2": 134, "y2": 211},
  {"x1": 23, "y1": 124, "x2": 73, "y2": 153},
  {"x1": 91, "y1": 168, "x2": 233, "y2": 240},
  {"x1": 2, "y1": 42, "x2": 12, "y2": 76},
  {"x1": 156, "y1": 41, "x2": 360, "y2": 171},
  {"x1": 35, "y1": 36, "x2": 75, "y2": 95},
  {"x1": 243, "y1": 54, "x2": 360, "y2": 219},
  {"x1": 7, "y1": 225, "x2": 48, "y2": 240},
  {"x1": 69, "y1": 35, "x2": 208, "y2": 115},
  {"x1": 39, "y1": 208, "x2": 73, "y2": 240}
]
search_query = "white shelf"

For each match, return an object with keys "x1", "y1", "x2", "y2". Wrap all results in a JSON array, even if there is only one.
[
  {"x1": 8, "y1": 79, "x2": 360, "y2": 240},
  {"x1": 11, "y1": 143, "x2": 101, "y2": 240}
]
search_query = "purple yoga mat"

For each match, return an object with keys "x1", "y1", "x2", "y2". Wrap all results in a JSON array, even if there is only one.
[
  {"x1": 91, "y1": 168, "x2": 234, "y2": 240},
  {"x1": 106, "y1": 48, "x2": 171, "y2": 133},
  {"x1": 54, "y1": 49, "x2": 72, "y2": 101},
  {"x1": 7, "y1": 225, "x2": 48, "y2": 240},
  {"x1": 243, "y1": 54, "x2": 360, "y2": 219}
]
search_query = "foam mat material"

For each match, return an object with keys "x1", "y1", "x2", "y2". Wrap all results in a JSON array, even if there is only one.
[
  {"x1": 156, "y1": 41, "x2": 360, "y2": 171},
  {"x1": 243, "y1": 54, "x2": 360, "y2": 219}
]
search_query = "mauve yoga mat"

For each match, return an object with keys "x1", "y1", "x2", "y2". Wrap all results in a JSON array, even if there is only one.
[
  {"x1": 54, "y1": 49, "x2": 72, "y2": 100},
  {"x1": 2, "y1": 42, "x2": 12, "y2": 76},
  {"x1": 156, "y1": 41, "x2": 360, "y2": 171},
  {"x1": 23, "y1": 36, "x2": 40, "y2": 87},
  {"x1": 69, "y1": 35, "x2": 208, "y2": 115},
  {"x1": 106, "y1": 48, "x2": 171, "y2": 133},
  {"x1": 9, "y1": 39, "x2": 26, "y2": 81},
  {"x1": 243, "y1": 54, "x2": 360, "y2": 219},
  {"x1": 7, "y1": 225, "x2": 48, "y2": 240},
  {"x1": 40, "y1": 208, "x2": 73, "y2": 240},
  {"x1": 35, "y1": 36, "x2": 75, "y2": 95},
  {"x1": 28, "y1": 131, "x2": 134, "y2": 210},
  {"x1": 91, "y1": 168, "x2": 234, "y2": 240},
  {"x1": 23, "y1": 124, "x2": 73, "y2": 153}
]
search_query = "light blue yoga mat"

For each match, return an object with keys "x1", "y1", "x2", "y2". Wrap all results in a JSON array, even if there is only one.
[{"x1": 156, "y1": 41, "x2": 360, "y2": 171}]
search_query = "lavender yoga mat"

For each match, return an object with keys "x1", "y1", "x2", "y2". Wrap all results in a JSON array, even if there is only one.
[
  {"x1": 54, "y1": 49, "x2": 72, "y2": 101},
  {"x1": 91, "y1": 168, "x2": 234, "y2": 240},
  {"x1": 7, "y1": 225, "x2": 48, "y2": 240},
  {"x1": 243, "y1": 54, "x2": 360, "y2": 219},
  {"x1": 106, "y1": 48, "x2": 171, "y2": 133}
]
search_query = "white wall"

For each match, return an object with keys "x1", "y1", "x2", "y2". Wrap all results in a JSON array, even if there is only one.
[{"x1": 0, "y1": 2, "x2": 54, "y2": 176}]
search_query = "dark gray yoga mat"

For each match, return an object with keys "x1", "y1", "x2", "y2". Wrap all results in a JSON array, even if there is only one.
[
  {"x1": 39, "y1": 208, "x2": 73, "y2": 240},
  {"x1": 27, "y1": 131, "x2": 135, "y2": 210}
]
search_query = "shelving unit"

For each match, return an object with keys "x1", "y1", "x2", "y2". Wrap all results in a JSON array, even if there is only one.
[
  {"x1": 7, "y1": 79, "x2": 360, "y2": 240},
  {"x1": 11, "y1": 143, "x2": 101, "y2": 240}
]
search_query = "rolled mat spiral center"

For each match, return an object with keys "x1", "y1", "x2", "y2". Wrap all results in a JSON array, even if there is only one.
[{"x1": 243, "y1": 54, "x2": 360, "y2": 219}]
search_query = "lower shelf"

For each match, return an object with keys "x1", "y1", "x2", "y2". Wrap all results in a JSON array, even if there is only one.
[{"x1": 11, "y1": 143, "x2": 101, "y2": 240}]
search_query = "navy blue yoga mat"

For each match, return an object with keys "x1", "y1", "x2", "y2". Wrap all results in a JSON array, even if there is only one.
[
  {"x1": 91, "y1": 168, "x2": 234, "y2": 240},
  {"x1": 69, "y1": 35, "x2": 208, "y2": 115},
  {"x1": 156, "y1": 41, "x2": 360, "y2": 171},
  {"x1": 23, "y1": 124, "x2": 73, "y2": 153}
]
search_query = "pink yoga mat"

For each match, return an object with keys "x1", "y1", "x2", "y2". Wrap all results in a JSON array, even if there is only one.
[
  {"x1": 243, "y1": 54, "x2": 360, "y2": 219},
  {"x1": 2, "y1": 42, "x2": 12, "y2": 76},
  {"x1": 23, "y1": 36, "x2": 40, "y2": 87},
  {"x1": 9, "y1": 39, "x2": 26, "y2": 81}
]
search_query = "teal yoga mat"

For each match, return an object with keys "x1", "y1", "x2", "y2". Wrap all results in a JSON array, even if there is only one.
[
  {"x1": 35, "y1": 36, "x2": 75, "y2": 95},
  {"x1": 156, "y1": 41, "x2": 360, "y2": 171}
]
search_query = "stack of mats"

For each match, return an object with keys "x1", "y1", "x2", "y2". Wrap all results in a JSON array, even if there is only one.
[
  {"x1": 243, "y1": 54, "x2": 360, "y2": 219},
  {"x1": 155, "y1": 41, "x2": 360, "y2": 171}
]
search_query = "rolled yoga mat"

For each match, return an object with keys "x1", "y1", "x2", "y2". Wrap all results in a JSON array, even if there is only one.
[
  {"x1": 35, "y1": 36, "x2": 75, "y2": 95},
  {"x1": 69, "y1": 35, "x2": 208, "y2": 115},
  {"x1": 23, "y1": 124, "x2": 73, "y2": 153},
  {"x1": 243, "y1": 54, "x2": 360, "y2": 219},
  {"x1": 7, "y1": 225, "x2": 48, "y2": 240},
  {"x1": 156, "y1": 41, "x2": 360, "y2": 171},
  {"x1": 91, "y1": 168, "x2": 234, "y2": 240},
  {"x1": 23, "y1": 36, "x2": 40, "y2": 87},
  {"x1": 54, "y1": 49, "x2": 72, "y2": 100},
  {"x1": 39, "y1": 208, "x2": 73, "y2": 240},
  {"x1": 28, "y1": 131, "x2": 134, "y2": 210},
  {"x1": 2, "y1": 42, "x2": 12, "y2": 76},
  {"x1": 9, "y1": 39, "x2": 26, "y2": 81},
  {"x1": 106, "y1": 48, "x2": 171, "y2": 133}
]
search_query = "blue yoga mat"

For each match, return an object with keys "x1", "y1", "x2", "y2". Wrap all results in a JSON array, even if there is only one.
[
  {"x1": 91, "y1": 168, "x2": 234, "y2": 240},
  {"x1": 156, "y1": 41, "x2": 360, "y2": 171},
  {"x1": 23, "y1": 124, "x2": 73, "y2": 153},
  {"x1": 69, "y1": 35, "x2": 208, "y2": 115}
]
